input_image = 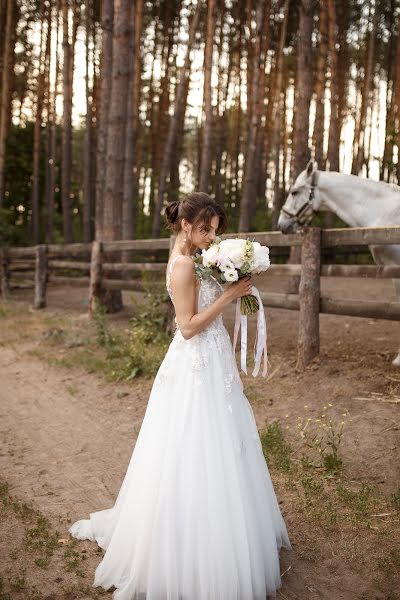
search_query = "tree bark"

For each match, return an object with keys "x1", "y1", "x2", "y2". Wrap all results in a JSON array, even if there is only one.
[
  {"x1": 271, "y1": 0, "x2": 290, "y2": 230},
  {"x1": 352, "y1": 6, "x2": 378, "y2": 175},
  {"x1": 31, "y1": 0, "x2": 49, "y2": 244},
  {"x1": 152, "y1": 0, "x2": 202, "y2": 238},
  {"x1": 239, "y1": 0, "x2": 270, "y2": 232},
  {"x1": 199, "y1": 0, "x2": 217, "y2": 192},
  {"x1": 326, "y1": 0, "x2": 339, "y2": 173},
  {"x1": 61, "y1": 0, "x2": 73, "y2": 242},
  {"x1": 83, "y1": 0, "x2": 93, "y2": 243},
  {"x1": 0, "y1": 0, "x2": 17, "y2": 209},
  {"x1": 102, "y1": 0, "x2": 132, "y2": 312},
  {"x1": 123, "y1": 0, "x2": 143, "y2": 243},
  {"x1": 313, "y1": 0, "x2": 327, "y2": 169},
  {"x1": 46, "y1": 0, "x2": 60, "y2": 243},
  {"x1": 288, "y1": 0, "x2": 315, "y2": 291},
  {"x1": 292, "y1": 0, "x2": 315, "y2": 179},
  {"x1": 95, "y1": 0, "x2": 113, "y2": 241}
]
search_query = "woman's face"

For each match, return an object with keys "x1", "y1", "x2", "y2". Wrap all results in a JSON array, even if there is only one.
[{"x1": 183, "y1": 215, "x2": 220, "y2": 251}]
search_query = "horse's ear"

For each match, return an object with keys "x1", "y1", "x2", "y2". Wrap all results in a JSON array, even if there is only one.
[{"x1": 306, "y1": 159, "x2": 317, "y2": 177}]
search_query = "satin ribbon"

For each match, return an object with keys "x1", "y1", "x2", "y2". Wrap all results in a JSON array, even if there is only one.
[{"x1": 232, "y1": 285, "x2": 269, "y2": 377}]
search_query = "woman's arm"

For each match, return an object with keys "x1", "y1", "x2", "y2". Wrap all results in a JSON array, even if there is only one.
[{"x1": 170, "y1": 256, "x2": 251, "y2": 340}]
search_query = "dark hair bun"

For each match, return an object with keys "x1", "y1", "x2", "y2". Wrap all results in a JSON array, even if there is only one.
[
  {"x1": 164, "y1": 200, "x2": 180, "y2": 227},
  {"x1": 163, "y1": 192, "x2": 228, "y2": 235}
]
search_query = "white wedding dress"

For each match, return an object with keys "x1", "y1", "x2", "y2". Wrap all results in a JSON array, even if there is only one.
[{"x1": 69, "y1": 254, "x2": 292, "y2": 600}]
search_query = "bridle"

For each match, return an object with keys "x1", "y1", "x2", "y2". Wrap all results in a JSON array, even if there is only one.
[{"x1": 281, "y1": 169, "x2": 319, "y2": 226}]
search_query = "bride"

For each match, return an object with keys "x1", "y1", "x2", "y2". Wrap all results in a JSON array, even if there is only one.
[{"x1": 69, "y1": 192, "x2": 292, "y2": 600}]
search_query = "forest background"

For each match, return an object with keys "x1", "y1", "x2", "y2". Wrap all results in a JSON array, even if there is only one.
[{"x1": 0, "y1": 0, "x2": 397, "y2": 247}]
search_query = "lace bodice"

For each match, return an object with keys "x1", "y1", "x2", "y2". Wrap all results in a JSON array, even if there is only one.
[
  {"x1": 162, "y1": 254, "x2": 243, "y2": 397},
  {"x1": 166, "y1": 255, "x2": 224, "y2": 318}
]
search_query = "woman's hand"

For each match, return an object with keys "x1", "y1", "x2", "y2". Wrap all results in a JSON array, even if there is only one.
[{"x1": 223, "y1": 276, "x2": 253, "y2": 302}]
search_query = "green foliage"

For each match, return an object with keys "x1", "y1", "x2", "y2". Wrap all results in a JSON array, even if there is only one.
[
  {"x1": 126, "y1": 284, "x2": 171, "y2": 379},
  {"x1": 260, "y1": 420, "x2": 294, "y2": 474},
  {"x1": 91, "y1": 284, "x2": 170, "y2": 381}
]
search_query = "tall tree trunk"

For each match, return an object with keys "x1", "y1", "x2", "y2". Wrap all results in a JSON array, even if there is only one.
[
  {"x1": 271, "y1": 0, "x2": 290, "y2": 230},
  {"x1": 61, "y1": 0, "x2": 73, "y2": 242},
  {"x1": 199, "y1": 0, "x2": 216, "y2": 192},
  {"x1": 313, "y1": 0, "x2": 327, "y2": 169},
  {"x1": 288, "y1": 0, "x2": 315, "y2": 291},
  {"x1": 83, "y1": 0, "x2": 93, "y2": 242},
  {"x1": 122, "y1": 0, "x2": 143, "y2": 242},
  {"x1": 95, "y1": 0, "x2": 113, "y2": 240},
  {"x1": 31, "y1": 0, "x2": 49, "y2": 244},
  {"x1": 239, "y1": 0, "x2": 270, "y2": 232},
  {"x1": 0, "y1": 0, "x2": 17, "y2": 210},
  {"x1": 292, "y1": 0, "x2": 315, "y2": 178},
  {"x1": 336, "y1": 1, "x2": 350, "y2": 165},
  {"x1": 326, "y1": 0, "x2": 339, "y2": 173},
  {"x1": 152, "y1": 0, "x2": 202, "y2": 238},
  {"x1": 352, "y1": 6, "x2": 378, "y2": 175},
  {"x1": 46, "y1": 0, "x2": 60, "y2": 243},
  {"x1": 102, "y1": 0, "x2": 132, "y2": 312}
]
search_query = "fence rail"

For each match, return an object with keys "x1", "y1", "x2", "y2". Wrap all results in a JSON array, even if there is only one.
[{"x1": 1, "y1": 225, "x2": 399, "y2": 369}]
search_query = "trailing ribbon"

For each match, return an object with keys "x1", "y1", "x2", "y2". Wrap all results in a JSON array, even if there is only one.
[{"x1": 232, "y1": 285, "x2": 269, "y2": 377}]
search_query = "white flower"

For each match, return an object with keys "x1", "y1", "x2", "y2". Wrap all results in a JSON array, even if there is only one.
[
  {"x1": 201, "y1": 244, "x2": 219, "y2": 267},
  {"x1": 217, "y1": 253, "x2": 235, "y2": 271},
  {"x1": 223, "y1": 268, "x2": 239, "y2": 282},
  {"x1": 250, "y1": 242, "x2": 270, "y2": 273},
  {"x1": 219, "y1": 239, "x2": 247, "y2": 268}
]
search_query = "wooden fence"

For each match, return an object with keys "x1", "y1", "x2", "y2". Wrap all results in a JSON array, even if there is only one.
[{"x1": 1, "y1": 225, "x2": 399, "y2": 369}]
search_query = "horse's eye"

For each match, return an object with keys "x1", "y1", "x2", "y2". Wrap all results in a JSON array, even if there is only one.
[{"x1": 291, "y1": 190, "x2": 298, "y2": 196}]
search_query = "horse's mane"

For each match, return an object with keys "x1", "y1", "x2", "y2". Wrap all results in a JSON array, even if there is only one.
[{"x1": 329, "y1": 171, "x2": 400, "y2": 195}]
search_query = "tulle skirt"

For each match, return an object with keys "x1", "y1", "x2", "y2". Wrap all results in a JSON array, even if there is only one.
[{"x1": 69, "y1": 324, "x2": 292, "y2": 599}]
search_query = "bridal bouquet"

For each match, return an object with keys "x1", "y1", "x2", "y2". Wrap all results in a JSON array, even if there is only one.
[
  {"x1": 193, "y1": 237, "x2": 270, "y2": 377},
  {"x1": 193, "y1": 237, "x2": 270, "y2": 315}
]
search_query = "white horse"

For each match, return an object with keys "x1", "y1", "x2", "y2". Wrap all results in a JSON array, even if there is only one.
[{"x1": 277, "y1": 159, "x2": 400, "y2": 367}]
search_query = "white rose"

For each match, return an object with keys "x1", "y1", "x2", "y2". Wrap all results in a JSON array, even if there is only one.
[
  {"x1": 219, "y1": 239, "x2": 247, "y2": 268},
  {"x1": 250, "y1": 242, "x2": 270, "y2": 272},
  {"x1": 201, "y1": 244, "x2": 219, "y2": 267},
  {"x1": 223, "y1": 268, "x2": 239, "y2": 282}
]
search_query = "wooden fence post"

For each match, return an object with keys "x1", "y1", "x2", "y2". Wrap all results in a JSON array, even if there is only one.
[
  {"x1": 0, "y1": 247, "x2": 10, "y2": 300},
  {"x1": 89, "y1": 240, "x2": 103, "y2": 316},
  {"x1": 34, "y1": 244, "x2": 47, "y2": 308},
  {"x1": 296, "y1": 227, "x2": 321, "y2": 370}
]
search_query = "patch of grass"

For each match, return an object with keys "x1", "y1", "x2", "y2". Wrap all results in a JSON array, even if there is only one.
[
  {"x1": 0, "y1": 478, "x2": 93, "y2": 585},
  {"x1": 23, "y1": 513, "x2": 59, "y2": 565},
  {"x1": 260, "y1": 420, "x2": 294, "y2": 474},
  {"x1": 390, "y1": 487, "x2": 400, "y2": 514},
  {"x1": 377, "y1": 548, "x2": 400, "y2": 577},
  {"x1": 63, "y1": 540, "x2": 87, "y2": 578},
  {"x1": 258, "y1": 420, "x2": 397, "y2": 537}
]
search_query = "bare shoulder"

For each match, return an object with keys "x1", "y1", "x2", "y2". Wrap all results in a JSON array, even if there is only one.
[
  {"x1": 171, "y1": 255, "x2": 194, "y2": 272},
  {"x1": 170, "y1": 255, "x2": 196, "y2": 284}
]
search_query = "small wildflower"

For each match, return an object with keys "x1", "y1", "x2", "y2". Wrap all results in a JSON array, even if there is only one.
[
  {"x1": 323, "y1": 405, "x2": 327, "y2": 410},
  {"x1": 304, "y1": 405, "x2": 308, "y2": 408},
  {"x1": 285, "y1": 414, "x2": 289, "y2": 418},
  {"x1": 328, "y1": 403, "x2": 333, "y2": 407}
]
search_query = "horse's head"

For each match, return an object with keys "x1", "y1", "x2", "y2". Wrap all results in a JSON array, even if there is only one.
[{"x1": 277, "y1": 160, "x2": 320, "y2": 234}]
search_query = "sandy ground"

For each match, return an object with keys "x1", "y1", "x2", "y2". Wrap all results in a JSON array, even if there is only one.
[{"x1": 0, "y1": 273, "x2": 399, "y2": 599}]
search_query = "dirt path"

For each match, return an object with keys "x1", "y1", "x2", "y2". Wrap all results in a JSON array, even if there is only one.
[{"x1": 1, "y1": 278, "x2": 400, "y2": 599}]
